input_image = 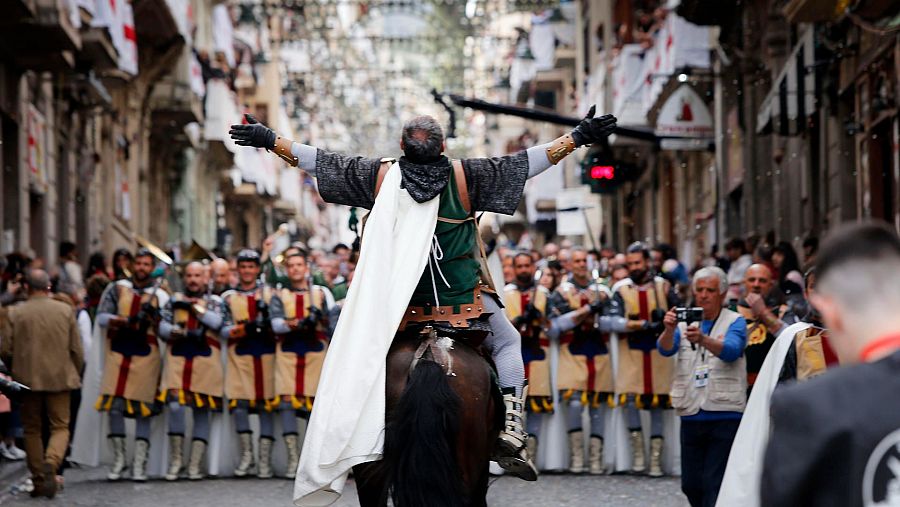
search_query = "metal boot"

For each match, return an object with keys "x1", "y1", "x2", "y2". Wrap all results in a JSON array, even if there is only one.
[
  {"x1": 187, "y1": 439, "x2": 207, "y2": 480},
  {"x1": 233, "y1": 433, "x2": 255, "y2": 477},
  {"x1": 493, "y1": 385, "x2": 538, "y2": 481},
  {"x1": 165, "y1": 435, "x2": 184, "y2": 481},
  {"x1": 106, "y1": 436, "x2": 127, "y2": 481},
  {"x1": 257, "y1": 437, "x2": 274, "y2": 479},
  {"x1": 589, "y1": 436, "x2": 607, "y2": 475},
  {"x1": 284, "y1": 434, "x2": 300, "y2": 479},
  {"x1": 568, "y1": 430, "x2": 584, "y2": 474},
  {"x1": 132, "y1": 439, "x2": 150, "y2": 482},
  {"x1": 649, "y1": 436, "x2": 664, "y2": 477},
  {"x1": 630, "y1": 430, "x2": 646, "y2": 473}
]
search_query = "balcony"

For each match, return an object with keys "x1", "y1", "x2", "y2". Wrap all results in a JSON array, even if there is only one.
[
  {"x1": 79, "y1": 26, "x2": 119, "y2": 71},
  {"x1": 133, "y1": 0, "x2": 180, "y2": 49},
  {"x1": 2, "y1": 0, "x2": 82, "y2": 71},
  {"x1": 150, "y1": 81, "x2": 203, "y2": 131},
  {"x1": 782, "y1": 0, "x2": 846, "y2": 23}
]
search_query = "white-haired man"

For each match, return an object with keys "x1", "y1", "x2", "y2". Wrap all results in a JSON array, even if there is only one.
[
  {"x1": 761, "y1": 222, "x2": 900, "y2": 507},
  {"x1": 657, "y1": 266, "x2": 747, "y2": 507}
]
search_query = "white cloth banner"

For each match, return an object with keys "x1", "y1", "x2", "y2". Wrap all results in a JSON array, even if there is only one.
[
  {"x1": 293, "y1": 163, "x2": 439, "y2": 506},
  {"x1": 715, "y1": 323, "x2": 811, "y2": 507}
]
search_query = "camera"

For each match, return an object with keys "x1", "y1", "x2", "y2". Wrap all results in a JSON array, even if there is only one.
[{"x1": 675, "y1": 307, "x2": 704, "y2": 324}]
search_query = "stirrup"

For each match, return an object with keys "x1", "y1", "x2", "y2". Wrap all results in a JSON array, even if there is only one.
[{"x1": 495, "y1": 446, "x2": 538, "y2": 481}]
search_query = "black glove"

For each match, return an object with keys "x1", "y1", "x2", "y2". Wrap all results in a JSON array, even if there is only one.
[
  {"x1": 229, "y1": 114, "x2": 276, "y2": 150},
  {"x1": 650, "y1": 308, "x2": 666, "y2": 323},
  {"x1": 589, "y1": 298, "x2": 607, "y2": 315},
  {"x1": 643, "y1": 320, "x2": 665, "y2": 334},
  {"x1": 298, "y1": 306, "x2": 320, "y2": 332},
  {"x1": 524, "y1": 303, "x2": 542, "y2": 323},
  {"x1": 570, "y1": 106, "x2": 617, "y2": 147}
]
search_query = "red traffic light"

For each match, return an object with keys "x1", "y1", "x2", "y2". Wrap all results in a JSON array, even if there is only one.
[{"x1": 590, "y1": 165, "x2": 615, "y2": 180}]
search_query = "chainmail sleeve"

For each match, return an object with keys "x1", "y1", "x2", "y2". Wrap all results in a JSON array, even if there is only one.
[
  {"x1": 461, "y1": 150, "x2": 529, "y2": 215},
  {"x1": 314, "y1": 149, "x2": 384, "y2": 209}
]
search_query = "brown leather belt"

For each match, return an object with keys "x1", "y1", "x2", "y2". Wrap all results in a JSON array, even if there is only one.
[{"x1": 399, "y1": 286, "x2": 486, "y2": 330}]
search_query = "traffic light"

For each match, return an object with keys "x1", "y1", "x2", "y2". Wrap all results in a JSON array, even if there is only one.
[{"x1": 581, "y1": 148, "x2": 627, "y2": 194}]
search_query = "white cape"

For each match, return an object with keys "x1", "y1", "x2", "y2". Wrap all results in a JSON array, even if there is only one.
[
  {"x1": 715, "y1": 322, "x2": 811, "y2": 507},
  {"x1": 293, "y1": 162, "x2": 439, "y2": 506}
]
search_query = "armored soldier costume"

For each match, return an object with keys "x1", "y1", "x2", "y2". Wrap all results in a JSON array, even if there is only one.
[
  {"x1": 270, "y1": 275, "x2": 332, "y2": 479},
  {"x1": 552, "y1": 275, "x2": 613, "y2": 474},
  {"x1": 94, "y1": 249, "x2": 168, "y2": 482},
  {"x1": 221, "y1": 250, "x2": 278, "y2": 478},
  {"x1": 157, "y1": 267, "x2": 226, "y2": 481},
  {"x1": 609, "y1": 244, "x2": 679, "y2": 477},
  {"x1": 503, "y1": 278, "x2": 551, "y2": 462}
]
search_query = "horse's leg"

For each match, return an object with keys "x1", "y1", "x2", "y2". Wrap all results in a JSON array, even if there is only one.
[
  {"x1": 353, "y1": 462, "x2": 387, "y2": 507},
  {"x1": 452, "y1": 346, "x2": 500, "y2": 507}
]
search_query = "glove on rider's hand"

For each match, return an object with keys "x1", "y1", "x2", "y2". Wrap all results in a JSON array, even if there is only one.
[
  {"x1": 570, "y1": 106, "x2": 617, "y2": 147},
  {"x1": 229, "y1": 114, "x2": 276, "y2": 150}
]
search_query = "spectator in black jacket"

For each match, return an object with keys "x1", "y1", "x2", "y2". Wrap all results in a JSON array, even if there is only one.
[{"x1": 761, "y1": 221, "x2": 900, "y2": 507}]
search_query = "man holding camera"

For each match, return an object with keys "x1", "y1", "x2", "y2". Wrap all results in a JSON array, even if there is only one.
[
  {"x1": 157, "y1": 262, "x2": 227, "y2": 481},
  {"x1": 608, "y1": 241, "x2": 680, "y2": 476},
  {"x1": 657, "y1": 267, "x2": 747, "y2": 507},
  {"x1": 94, "y1": 248, "x2": 168, "y2": 482},
  {"x1": 221, "y1": 249, "x2": 278, "y2": 478},
  {"x1": 269, "y1": 250, "x2": 332, "y2": 479}
]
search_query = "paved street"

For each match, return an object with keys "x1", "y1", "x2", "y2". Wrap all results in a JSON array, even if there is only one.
[{"x1": 1, "y1": 467, "x2": 686, "y2": 506}]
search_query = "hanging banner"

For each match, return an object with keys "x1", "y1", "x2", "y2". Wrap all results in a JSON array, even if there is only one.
[{"x1": 26, "y1": 104, "x2": 47, "y2": 194}]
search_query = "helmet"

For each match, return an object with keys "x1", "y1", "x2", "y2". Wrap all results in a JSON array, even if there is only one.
[{"x1": 236, "y1": 249, "x2": 261, "y2": 265}]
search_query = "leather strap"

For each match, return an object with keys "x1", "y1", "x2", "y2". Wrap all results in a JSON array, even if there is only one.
[
  {"x1": 374, "y1": 158, "x2": 395, "y2": 197},
  {"x1": 451, "y1": 159, "x2": 470, "y2": 214}
]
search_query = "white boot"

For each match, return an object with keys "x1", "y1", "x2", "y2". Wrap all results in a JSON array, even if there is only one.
[
  {"x1": 187, "y1": 440, "x2": 207, "y2": 480},
  {"x1": 257, "y1": 437, "x2": 274, "y2": 479},
  {"x1": 165, "y1": 435, "x2": 184, "y2": 481},
  {"x1": 589, "y1": 436, "x2": 607, "y2": 475},
  {"x1": 568, "y1": 431, "x2": 584, "y2": 474},
  {"x1": 284, "y1": 434, "x2": 300, "y2": 479},
  {"x1": 106, "y1": 436, "x2": 127, "y2": 481},
  {"x1": 630, "y1": 430, "x2": 646, "y2": 473},
  {"x1": 132, "y1": 439, "x2": 150, "y2": 482},
  {"x1": 233, "y1": 433, "x2": 255, "y2": 477},
  {"x1": 493, "y1": 385, "x2": 538, "y2": 481},
  {"x1": 526, "y1": 434, "x2": 538, "y2": 462},
  {"x1": 649, "y1": 436, "x2": 664, "y2": 477}
]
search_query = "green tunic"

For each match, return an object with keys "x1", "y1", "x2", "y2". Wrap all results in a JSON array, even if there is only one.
[{"x1": 408, "y1": 173, "x2": 480, "y2": 308}]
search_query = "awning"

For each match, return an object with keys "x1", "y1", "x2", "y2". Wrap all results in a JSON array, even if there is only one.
[{"x1": 756, "y1": 27, "x2": 817, "y2": 134}]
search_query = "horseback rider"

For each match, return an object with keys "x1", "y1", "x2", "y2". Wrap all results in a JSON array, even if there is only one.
[{"x1": 229, "y1": 107, "x2": 616, "y2": 499}]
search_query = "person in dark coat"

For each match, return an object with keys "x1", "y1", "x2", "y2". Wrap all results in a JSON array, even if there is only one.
[{"x1": 761, "y1": 221, "x2": 900, "y2": 507}]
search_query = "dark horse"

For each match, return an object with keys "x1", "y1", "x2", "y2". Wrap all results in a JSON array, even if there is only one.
[{"x1": 353, "y1": 328, "x2": 504, "y2": 507}]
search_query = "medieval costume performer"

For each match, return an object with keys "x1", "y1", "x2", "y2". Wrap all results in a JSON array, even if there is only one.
[
  {"x1": 229, "y1": 106, "x2": 616, "y2": 504},
  {"x1": 157, "y1": 261, "x2": 226, "y2": 481},
  {"x1": 84, "y1": 248, "x2": 167, "y2": 482},
  {"x1": 502, "y1": 252, "x2": 552, "y2": 465},
  {"x1": 551, "y1": 253, "x2": 614, "y2": 475},
  {"x1": 221, "y1": 249, "x2": 278, "y2": 478},
  {"x1": 608, "y1": 242, "x2": 679, "y2": 477},
  {"x1": 269, "y1": 251, "x2": 332, "y2": 479}
]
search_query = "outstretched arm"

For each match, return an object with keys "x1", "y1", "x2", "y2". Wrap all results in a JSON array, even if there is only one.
[
  {"x1": 229, "y1": 114, "x2": 383, "y2": 208},
  {"x1": 464, "y1": 106, "x2": 616, "y2": 214}
]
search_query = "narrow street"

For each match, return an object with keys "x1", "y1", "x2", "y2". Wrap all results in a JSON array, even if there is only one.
[{"x1": 1, "y1": 467, "x2": 686, "y2": 507}]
